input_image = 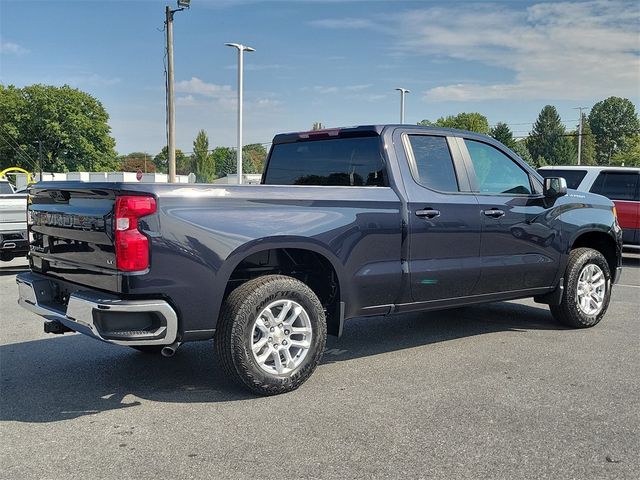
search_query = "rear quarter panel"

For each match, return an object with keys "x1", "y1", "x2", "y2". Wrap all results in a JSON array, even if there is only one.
[{"x1": 127, "y1": 184, "x2": 403, "y2": 335}]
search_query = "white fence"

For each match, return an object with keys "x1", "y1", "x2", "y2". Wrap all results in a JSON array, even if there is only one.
[
  {"x1": 14, "y1": 172, "x2": 195, "y2": 190},
  {"x1": 12, "y1": 172, "x2": 263, "y2": 189}
]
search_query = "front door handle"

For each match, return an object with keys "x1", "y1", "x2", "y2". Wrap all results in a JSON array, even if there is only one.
[
  {"x1": 416, "y1": 208, "x2": 441, "y2": 219},
  {"x1": 483, "y1": 208, "x2": 505, "y2": 218}
]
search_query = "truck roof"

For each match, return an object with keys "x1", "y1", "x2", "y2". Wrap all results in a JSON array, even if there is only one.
[
  {"x1": 539, "y1": 165, "x2": 640, "y2": 172},
  {"x1": 271, "y1": 124, "x2": 490, "y2": 145}
]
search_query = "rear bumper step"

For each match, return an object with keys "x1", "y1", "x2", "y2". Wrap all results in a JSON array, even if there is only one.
[{"x1": 17, "y1": 272, "x2": 178, "y2": 346}]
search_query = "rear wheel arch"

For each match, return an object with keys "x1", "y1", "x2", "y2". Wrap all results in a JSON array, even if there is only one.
[{"x1": 218, "y1": 242, "x2": 345, "y2": 337}]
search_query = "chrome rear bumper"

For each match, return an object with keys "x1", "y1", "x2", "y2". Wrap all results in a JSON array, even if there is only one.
[{"x1": 17, "y1": 272, "x2": 178, "y2": 346}]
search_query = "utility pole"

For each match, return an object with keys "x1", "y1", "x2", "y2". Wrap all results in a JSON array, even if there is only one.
[
  {"x1": 225, "y1": 43, "x2": 255, "y2": 184},
  {"x1": 166, "y1": 6, "x2": 176, "y2": 183},
  {"x1": 38, "y1": 141, "x2": 43, "y2": 179},
  {"x1": 165, "y1": 1, "x2": 190, "y2": 183},
  {"x1": 33, "y1": 140, "x2": 43, "y2": 180},
  {"x1": 396, "y1": 88, "x2": 410, "y2": 124},
  {"x1": 573, "y1": 106, "x2": 588, "y2": 165}
]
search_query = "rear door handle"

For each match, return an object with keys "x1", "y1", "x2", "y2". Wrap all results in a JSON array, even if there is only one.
[
  {"x1": 483, "y1": 208, "x2": 505, "y2": 218},
  {"x1": 416, "y1": 208, "x2": 441, "y2": 219}
]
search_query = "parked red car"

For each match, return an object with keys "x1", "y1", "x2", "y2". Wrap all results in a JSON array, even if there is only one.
[{"x1": 539, "y1": 166, "x2": 640, "y2": 248}]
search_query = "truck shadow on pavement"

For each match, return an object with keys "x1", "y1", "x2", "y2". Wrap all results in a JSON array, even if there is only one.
[{"x1": 1, "y1": 301, "x2": 566, "y2": 423}]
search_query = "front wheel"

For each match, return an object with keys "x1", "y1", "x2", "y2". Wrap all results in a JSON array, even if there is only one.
[
  {"x1": 215, "y1": 275, "x2": 327, "y2": 396},
  {"x1": 550, "y1": 247, "x2": 612, "y2": 328}
]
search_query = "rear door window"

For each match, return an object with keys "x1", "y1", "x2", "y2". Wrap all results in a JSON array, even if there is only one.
[
  {"x1": 263, "y1": 136, "x2": 387, "y2": 186},
  {"x1": 465, "y1": 140, "x2": 532, "y2": 195},
  {"x1": 590, "y1": 172, "x2": 640, "y2": 201},
  {"x1": 538, "y1": 169, "x2": 587, "y2": 189},
  {"x1": 407, "y1": 135, "x2": 459, "y2": 192}
]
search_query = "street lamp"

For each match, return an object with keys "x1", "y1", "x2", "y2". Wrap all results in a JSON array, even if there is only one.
[
  {"x1": 225, "y1": 43, "x2": 255, "y2": 185},
  {"x1": 395, "y1": 88, "x2": 410, "y2": 124}
]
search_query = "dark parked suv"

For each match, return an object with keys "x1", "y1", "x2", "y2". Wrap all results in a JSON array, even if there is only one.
[{"x1": 18, "y1": 125, "x2": 623, "y2": 395}]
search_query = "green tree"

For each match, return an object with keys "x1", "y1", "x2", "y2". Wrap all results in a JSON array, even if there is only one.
[
  {"x1": 588, "y1": 97, "x2": 640, "y2": 164},
  {"x1": 511, "y1": 141, "x2": 535, "y2": 167},
  {"x1": 571, "y1": 114, "x2": 596, "y2": 165},
  {"x1": 419, "y1": 112, "x2": 490, "y2": 134},
  {"x1": 119, "y1": 152, "x2": 155, "y2": 173},
  {"x1": 242, "y1": 143, "x2": 268, "y2": 173},
  {"x1": 213, "y1": 147, "x2": 236, "y2": 178},
  {"x1": 192, "y1": 130, "x2": 215, "y2": 182},
  {"x1": 527, "y1": 105, "x2": 575, "y2": 165},
  {"x1": 610, "y1": 135, "x2": 640, "y2": 167},
  {"x1": 153, "y1": 146, "x2": 189, "y2": 174},
  {"x1": 489, "y1": 122, "x2": 516, "y2": 148},
  {"x1": 213, "y1": 146, "x2": 263, "y2": 178},
  {"x1": 0, "y1": 84, "x2": 117, "y2": 172}
]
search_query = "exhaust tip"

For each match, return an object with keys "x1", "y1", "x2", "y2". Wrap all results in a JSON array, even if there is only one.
[
  {"x1": 161, "y1": 342, "x2": 181, "y2": 357},
  {"x1": 161, "y1": 347, "x2": 174, "y2": 357}
]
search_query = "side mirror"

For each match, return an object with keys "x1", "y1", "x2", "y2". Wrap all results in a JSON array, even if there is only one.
[{"x1": 543, "y1": 177, "x2": 567, "y2": 198}]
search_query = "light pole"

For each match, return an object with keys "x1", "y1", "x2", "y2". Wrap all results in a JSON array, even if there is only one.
[
  {"x1": 226, "y1": 43, "x2": 255, "y2": 185},
  {"x1": 165, "y1": 0, "x2": 190, "y2": 183},
  {"x1": 395, "y1": 88, "x2": 410, "y2": 124}
]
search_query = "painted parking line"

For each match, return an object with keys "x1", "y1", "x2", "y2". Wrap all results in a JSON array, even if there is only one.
[{"x1": 617, "y1": 284, "x2": 640, "y2": 288}]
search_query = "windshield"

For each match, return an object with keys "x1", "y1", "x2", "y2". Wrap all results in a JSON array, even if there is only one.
[
  {"x1": 538, "y1": 169, "x2": 587, "y2": 190},
  {"x1": 0, "y1": 182, "x2": 15, "y2": 194}
]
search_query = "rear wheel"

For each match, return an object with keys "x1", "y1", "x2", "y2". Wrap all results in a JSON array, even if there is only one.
[
  {"x1": 550, "y1": 247, "x2": 612, "y2": 328},
  {"x1": 215, "y1": 275, "x2": 326, "y2": 396}
]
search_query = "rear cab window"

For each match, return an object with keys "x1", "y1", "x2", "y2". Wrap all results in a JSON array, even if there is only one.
[
  {"x1": 263, "y1": 136, "x2": 387, "y2": 186},
  {"x1": 406, "y1": 135, "x2": 459, "y2": 192},
  {"x1": 590, "y1": 172, "x2": 640, "y2": 201},
  {"x1": 538, "y1": 169, "x2": 588, "y2": 190}
]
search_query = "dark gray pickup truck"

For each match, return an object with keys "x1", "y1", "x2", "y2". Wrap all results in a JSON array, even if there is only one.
[{"x1": 17, "y1": 125, "x2": 623, "y2": 395}]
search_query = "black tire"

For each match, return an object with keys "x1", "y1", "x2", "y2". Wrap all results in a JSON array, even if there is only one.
[
  {"x1": 0, "y1": 253, "x2": 15, "y2": 262},
  {"x1": 550, "y1": 247, "x2": 612, "y2": 328},
  {"x1": 130, "y1": 345, "x2": 164, "y2": 354},
  {"x1": 215, "y1": 275, "x2": 327, "y2": 396}
]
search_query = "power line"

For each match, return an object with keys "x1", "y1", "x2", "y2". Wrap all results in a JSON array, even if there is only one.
[{"x1": 0, "y1": 128, "x2": 40, "y2": 172}]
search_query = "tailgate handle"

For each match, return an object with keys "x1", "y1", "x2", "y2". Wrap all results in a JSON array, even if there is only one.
[{"x1": 416, "y1": 208, "x2": 441, "y2": 219}]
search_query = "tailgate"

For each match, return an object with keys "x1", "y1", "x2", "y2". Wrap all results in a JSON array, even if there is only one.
[
  {"x1": 0, "y1": 194, "x2": 27, "y2": 231},
  {"x1": 28, "y1": 184, "x2": 120, "y2": 291}
]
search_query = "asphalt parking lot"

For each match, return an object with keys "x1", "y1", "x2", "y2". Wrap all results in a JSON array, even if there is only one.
[{"x1": 1, "y1": 255, "x2": 638, "y2": 480}]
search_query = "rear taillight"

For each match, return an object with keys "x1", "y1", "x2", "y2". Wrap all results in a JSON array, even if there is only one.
[{"x1": 114, "y1": 195, "x2": 156, "y2": 272}]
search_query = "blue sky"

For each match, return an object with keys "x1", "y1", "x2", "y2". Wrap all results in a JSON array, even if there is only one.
[{"x1": 1, "y1": 0, "x2": 639, "y2": 155}]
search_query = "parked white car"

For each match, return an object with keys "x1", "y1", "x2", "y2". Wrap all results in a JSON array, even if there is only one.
[
  {"x1": 538, "y1": 166, "x2": 640, "y2": 248},
  {"x1": 0, "y1": 179, "x2": 28, "y2": 261}
]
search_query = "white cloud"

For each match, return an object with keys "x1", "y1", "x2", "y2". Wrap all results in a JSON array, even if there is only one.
[
  {"x1": 255, "y1": 98, "x2": 281, "y2": 108},
  {"x1": 313, "y1": 1, "x2": 640, "y2": 102},
  {"x1": 224, "y1": 63, "x2": 288, "y2": 72},
  {"x1": 0, "y1": 40, "x2": 29, "y2": 55},
  {"x1": 345, "y1": 84, "x2": 372, "y2": 92},
  {"x1": 176, "y1": 94, "x2": 198, "y2": 106},
  {"x1": 306, "y1": 84, "x2": 372, "y2": 94},
  {"x1": 309, "y1": 18, "x2": 378, "y2": 29},
  {"x1": 64, "y1": 72, "x2": 121, "y2": 87},
  {"x1": 175, "y1": 77, "x2": 233, "y2": 98}
]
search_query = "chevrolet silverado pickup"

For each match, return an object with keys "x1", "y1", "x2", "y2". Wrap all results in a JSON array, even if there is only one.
[{"x1": 17, "y1": 125, "x2": 623, "y2": 395}]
